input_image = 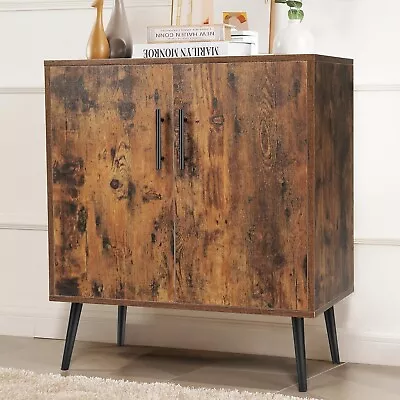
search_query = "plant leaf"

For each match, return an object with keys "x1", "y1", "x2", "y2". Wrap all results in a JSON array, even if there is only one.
[
  {"x1": 288, "y1": 8, "x2": 304, "y2": 20},
  {"x1": 287, "y1": 1, "x2": 302, "y2": 8},
  {"x1": 275, "y1": 0, "x2": 287, "y2": 3}
]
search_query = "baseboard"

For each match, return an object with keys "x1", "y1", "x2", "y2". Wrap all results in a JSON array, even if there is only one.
[
  {"x1": 1, "y1": 305, "x2": 400, "y2": 367},
  {"x1": 0, "y1": 1, "x2": 171, "y2": 12}
]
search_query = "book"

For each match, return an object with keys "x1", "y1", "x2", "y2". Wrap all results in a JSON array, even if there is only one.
[
  {"x1": 231, "y1": 30, "x2": 259, "y2": 38},
  {"x1": 230, "y1": 30, "x2": 259, "y2": 55},
  {"x1": 132, "y1": 41, "x2": 253, "y2": 59},
  {"x1": 147, "y1": 24, "x2": 233, "y2": 44}
]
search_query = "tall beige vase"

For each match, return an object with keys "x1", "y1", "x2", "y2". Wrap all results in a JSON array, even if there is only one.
[
  {"x1": 106, "y1": 0, "x2": 133, "y2": 58},
  {"x1": 87, "y1": 0, "x2": 110, "y2": 59}
]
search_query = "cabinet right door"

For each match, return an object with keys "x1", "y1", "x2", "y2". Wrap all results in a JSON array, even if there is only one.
[{"x1": 173, "y1": 60, "x2": 310, "y2": 313}]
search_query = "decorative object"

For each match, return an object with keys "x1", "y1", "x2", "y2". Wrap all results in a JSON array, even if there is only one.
[
  {"x1": 86, "y1": 0, "x2": 110, "y2": 59},
  {"x1": 172, "y1": 0, "x2": 270, "y2": 27},
  {"x1": 0, "y1": 368, "x2": 320, "y2": 400},
  {"x1": 272, "y1": 0, "x2": 314, "y2": 54},
  {"x1": 44, "y1": 54, "x2": 353, "y2": 393},
  {"x1": 223, "y1": 11, "x2": 249, "y2": 30},
  {"x1": 106, "y1": 0, "x2": 133, "y2": 58},
  {"x1": 171, "y1": 0, "x2": 272, "y2": 53}
]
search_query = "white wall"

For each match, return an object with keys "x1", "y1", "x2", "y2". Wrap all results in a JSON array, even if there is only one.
[{"x1": 1, "y1": 0, "x2": 400, "y2": 367}]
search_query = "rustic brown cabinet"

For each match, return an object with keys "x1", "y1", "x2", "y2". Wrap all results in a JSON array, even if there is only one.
[{"x1": 45, "y1": 55, "x2": 353, "y2": 392}]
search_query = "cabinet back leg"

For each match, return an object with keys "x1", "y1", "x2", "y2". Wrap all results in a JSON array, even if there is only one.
[
  {"x1": 324, "y1": 306, "x2": 341, "y2": 364},
  {"x1": 292, "y1": 317, "x2": 307, "y2": 392},
  {"x1": 117, "y1": 306, "x2": 127, "y2": 346},
  {"x1": 61, "y1": 303, "x2": 83, "y2": 371}
]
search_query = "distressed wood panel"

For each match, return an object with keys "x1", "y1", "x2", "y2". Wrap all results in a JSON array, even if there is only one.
[
  {"x1": 313, "y1": 61, "x2": 354, "y2": 312},
  {"x1": 45, "y1": 55, "x2": 354, "y2": 317},
  {"x1": 46, "y1": 64, "x2": 174, "y2": 303},
  {"x1": 44, "y1": 55, "x2": 352, "y2": 68},
  {"x1": 173, "y1": 61, "x2": 309, "y2": 312}
]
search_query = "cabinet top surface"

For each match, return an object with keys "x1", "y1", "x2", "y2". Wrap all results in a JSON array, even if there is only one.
[{"x1": 44, "y1": 54, "x2": 353, "y2": 67}]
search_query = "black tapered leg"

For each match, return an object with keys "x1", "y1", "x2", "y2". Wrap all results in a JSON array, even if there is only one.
[
  {"x1": 61, "y1": 303, "x2": 83, "y2": 371},
  {"x1": 117, "y1": 306, "x2": 127, "y2": 346},
  {"x1": 292, "y1": 317, "x2": 307, "y2": 392},
  {"x1": 324, "y1": 306, "x2": 341, "y2": 364}
]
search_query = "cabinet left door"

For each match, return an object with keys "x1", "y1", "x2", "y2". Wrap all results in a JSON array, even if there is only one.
[{"x1": 46, "y1": 64, "x2": 174, "y2": 305}]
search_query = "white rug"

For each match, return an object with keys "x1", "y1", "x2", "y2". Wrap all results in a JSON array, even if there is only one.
[{"x1": 0, "y1": 367, "x2": 319, "y2": 400}]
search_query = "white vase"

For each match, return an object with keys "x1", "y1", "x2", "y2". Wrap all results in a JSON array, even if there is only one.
[{"x1": 273, "y1": 19, "x2": 314, "y2": 55}]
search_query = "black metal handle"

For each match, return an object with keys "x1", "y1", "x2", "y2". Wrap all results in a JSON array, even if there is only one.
[
  {"x1": 156, "y1": 109, "x2": 162, "y2": 170},
  {"x1": 179, "y1": 109, "x2": 185, "y2": 170}
]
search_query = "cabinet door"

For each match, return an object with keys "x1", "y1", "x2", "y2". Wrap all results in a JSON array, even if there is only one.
[
  {"x1": 47, "y1": 64, "x2": 174, "y2": 303},
  {"x1": 173, "y1": 61, "x2": 309, "y2": 313}
]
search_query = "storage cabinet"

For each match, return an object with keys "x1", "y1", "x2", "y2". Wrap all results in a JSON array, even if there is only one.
[{"x1": 45, "y1": 55, "x2": 353, "y2": 392}]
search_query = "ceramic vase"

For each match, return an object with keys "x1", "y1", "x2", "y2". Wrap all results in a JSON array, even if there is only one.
[
  {"x1": 273, "y1": 18, "x2": 314, "y2": 55},
  {"x1": 106, "y1": 0, "x2": 133, "y2": 58},
  {"x1": 87, "y1": 0, "x2": 110, "y2": 59}
]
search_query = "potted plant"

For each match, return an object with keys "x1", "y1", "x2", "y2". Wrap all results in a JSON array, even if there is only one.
[{"x1": 272, "y1": 0, "x2": 314, "y2": 54}]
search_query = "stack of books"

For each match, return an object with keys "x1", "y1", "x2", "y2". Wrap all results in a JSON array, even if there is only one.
[{"x1": 132, "y1": 24, "x2": 259, "y2": 59}]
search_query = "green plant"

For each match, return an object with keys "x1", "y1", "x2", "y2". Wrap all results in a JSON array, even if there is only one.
[{"x1": 275, "y1": 0, "x2": 304, "y2": 21}]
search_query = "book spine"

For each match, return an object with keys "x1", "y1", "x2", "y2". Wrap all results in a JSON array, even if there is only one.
[
  {"x1": 147, "y1": 25, "x2": 231, "y2": 44},
  {"x1": 133, "y1": 42, "x2": 251, "y2": 59}
]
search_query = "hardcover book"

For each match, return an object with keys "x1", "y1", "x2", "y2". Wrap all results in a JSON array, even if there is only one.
[
  {"x1": 147, "y1": 24, "x2": 232, "y2": 43},
  {"x1": 230, "y1": 30, "x2": 259, "y2": 54},
  {"x1": 133, "y1": 41, "x2": 252, "y2": 59}
]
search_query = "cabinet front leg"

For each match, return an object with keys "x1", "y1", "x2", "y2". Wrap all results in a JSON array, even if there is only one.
[
  {"x1": 117, "y1": 306, "x2": 127, "y2": 346},
  {"x1": 324, "y1": 306, "x2": 341, "y2": 364},
  {"x1": 292, "y1": 317, "x2": 307, "y2": 392},
  {"x1": 61, "y1": 303, "x2": 83, "y2": 371}
]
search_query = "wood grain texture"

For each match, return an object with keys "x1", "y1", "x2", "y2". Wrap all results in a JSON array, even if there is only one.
[
  {"x1": 47, "y1": 64, "x2": 175, "y2": 303},
  {"x1": 44, "y1": 54, "x2": 353, "y2": 68},
  {"x1": 173, "y1": 61, "x2": 309, "y2": 313},
  {"x1": 313, "y1": 61, "x2": 354, "y2": 312},
  {"x1": 45, "y1": 55, "x2": 354, "y2": 318},
  {"x1": 49, "y1": 295, "x2": 318, "y2": 317}
]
